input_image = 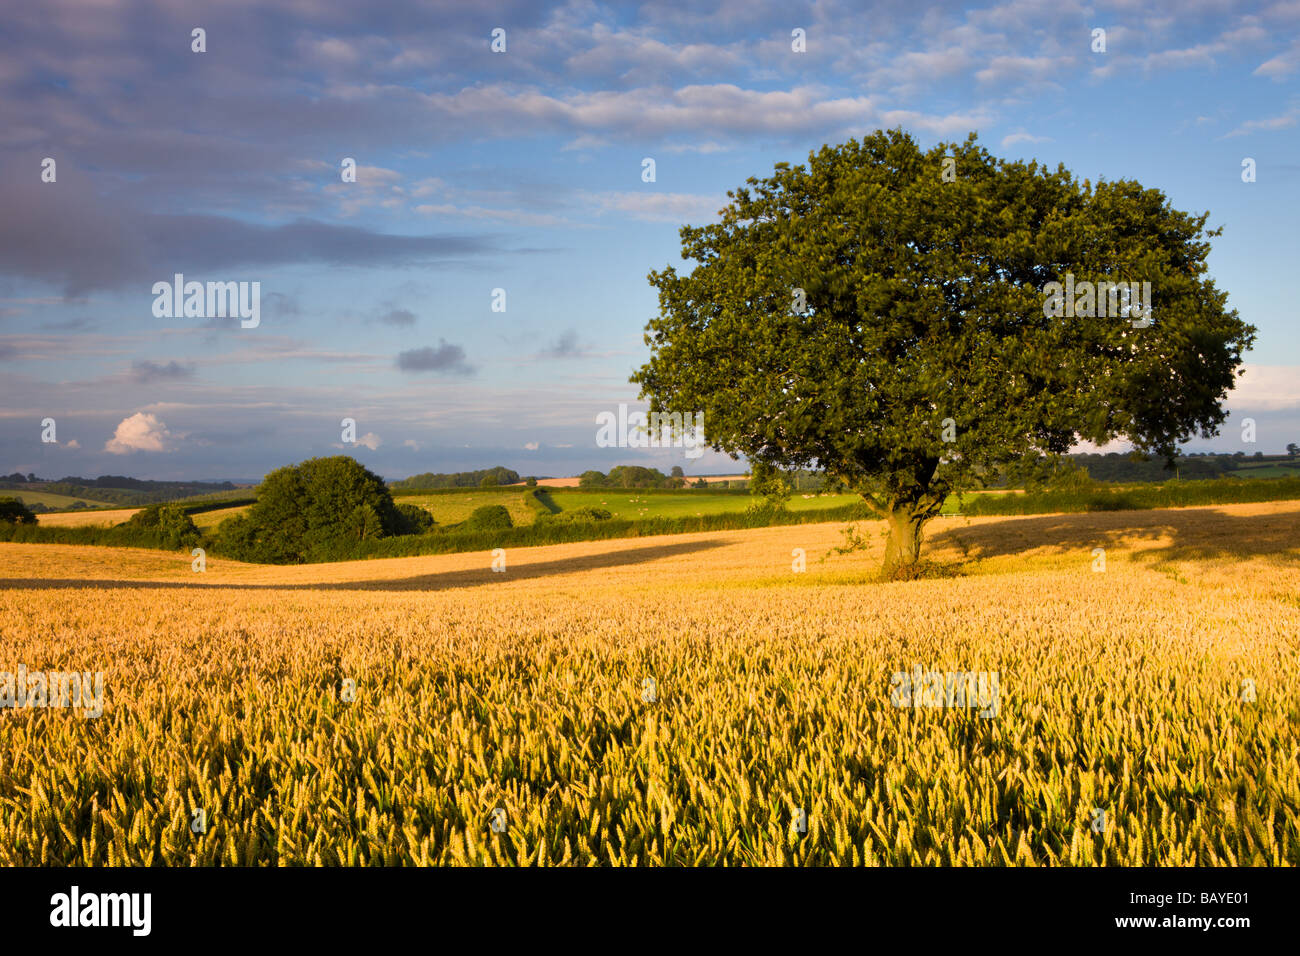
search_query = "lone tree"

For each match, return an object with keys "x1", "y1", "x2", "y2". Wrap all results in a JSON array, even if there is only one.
[{"x1": 633, "y1": 130, "x2": 1254, "y2": 574}]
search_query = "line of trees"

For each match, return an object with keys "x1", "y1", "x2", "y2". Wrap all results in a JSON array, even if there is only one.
[
  {"x1": 578, "y1": 466, "x2": 684, "y2": 489},
  {"x1": 391, "y1": 466, "x2": 520, "y2": 490},
  {"x1": 0, "y1": 473, "x2": 239, "y2": 506}
]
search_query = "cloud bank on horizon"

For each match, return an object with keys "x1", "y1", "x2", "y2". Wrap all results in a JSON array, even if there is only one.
[{"x1": 1, "y1": 0, "x2": 1297, "y2": 481}]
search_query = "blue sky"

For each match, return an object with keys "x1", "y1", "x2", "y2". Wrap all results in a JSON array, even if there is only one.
[{"x1": 1, "y1": 0, "x2": 1297, "y2": 481}]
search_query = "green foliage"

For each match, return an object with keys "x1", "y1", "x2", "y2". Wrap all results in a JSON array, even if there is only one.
[
  {"x1": 1046, "y1": 462, "x2": 1095, "y2": 493},
  {"x1": 527, "y1": 488, "x2": 561, "y2": 516},
  {"x1": 123, "y1": 503, "x2": 202, "y2": 549},
  {"x1": 962, "y1": 475, "x2": 1300, "y2": 516},
  {"x1": 578, "y1": 466, "x2": 676, "y2": 489},
  {"x1": 633, "y1": 129, "x2": 1255, "y2": 569},
  {"x1": 536, "y1": 506, "x2": 613, "y2": 525},
  {"x1": 0, "y1": 497, "x2": 38, "y2": 525},
  {"x1": 392, "y1": 466, "x2": 519, "y2": 490},
  {"x1": 525, "y1": 477, "x2": 538, "y2": 487},
  {"x1": 394, "y1": 503, "x2": 436, "y2": 535},
  {"x1": 749, "y1": 461, "x2": 794, "y2": 506},
  {"x1": 0, "y1": 502, "x2": 205, "y2": 551},
  {"x1": 464, "y1": 504, "x2": 513, "y2": 531},
  {"x1": 215, "y1": 456, "x2": 406, "y2": 563},
  {"x1": 0, "y1": 476, "x2": 237, "y2": 507}
]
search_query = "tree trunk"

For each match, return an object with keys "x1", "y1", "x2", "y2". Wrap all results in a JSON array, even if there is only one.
[{"x1": 881, "y1": 507, "x2": 927, "y2": 575}]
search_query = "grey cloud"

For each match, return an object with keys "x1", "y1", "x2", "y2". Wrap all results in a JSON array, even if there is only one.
[
  {"x1": 377, "y1": 308, "x2": 417, "y2": 326},
  {"x1": 131, "y1": 359, "x2": 196, "y2": 383},
  {"x1": 0, "y1": 158, "x2": 506, "y2": 296},
  {"x1": 41, "y1": 317, "x2": 98, "y2": 332},
  {"x1": 396, "y1": 341, "x2": 474, "y2": 374},
  {"x1": 540, "y1": 329, "x2": 584, "y2": 358}
]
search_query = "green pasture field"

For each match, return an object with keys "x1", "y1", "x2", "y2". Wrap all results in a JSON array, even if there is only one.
[
  {"x1": 396, "y1": 489, "x2": 541, "y2": 527},
  {"x1": 540, "y1": 489, "x2": 861, "y2": 520},
  {"x1": 5, "y1": 490, "x2": 117, "y2": 510}
]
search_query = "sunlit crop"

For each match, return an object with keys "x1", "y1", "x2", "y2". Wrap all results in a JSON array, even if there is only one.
[{"x1": 2, "y1": 503, "x2": 1297, "y2": 865}]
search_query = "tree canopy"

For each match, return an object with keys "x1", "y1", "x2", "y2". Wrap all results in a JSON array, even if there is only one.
[
  {"x1": 633, "y1": 129, "x2": 1254, "y2": 572},
  {"x1": 0, "y1": 497, "x2": 37, "y2": 525},
  {"x1": 216, "y1": 456, "x2": 413, "y2": 563}
]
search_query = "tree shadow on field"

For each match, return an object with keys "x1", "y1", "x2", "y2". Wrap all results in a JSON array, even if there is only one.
[
  {"x1": 0, "y1": 538, "x2": 729, "y2": 593},
  {"x1": 928, "y1": 506, "x2": 1300, "y2": 570}
]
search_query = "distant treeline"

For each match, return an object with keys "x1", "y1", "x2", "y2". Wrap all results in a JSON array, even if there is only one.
[
  {"x1": 391, "y1": 466, "x2": 521, "y2": 490},
  {"x1": 1061, "y1": 452, "x2": 1298, "y2": 483},
  {"x1": 0, "y1": 473, "x2": 239, "y2": 507},
  {"x1": 574, "y1": 465, "x2": 826, "y2": 490}
]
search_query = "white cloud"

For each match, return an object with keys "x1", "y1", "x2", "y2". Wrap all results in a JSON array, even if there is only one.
[
  {"x1": 413, "y1": 203, "x2": 570, "y2": 227},
  {"x1": 413, "y1": 82, "x2": 991, "y2": 142},
  {"x1": 1223, "y1": 104, "x2": 1300, "y2": 138},
  {"x1": 64, "y1": 439, "x2": 80, "y2": 449},
  {"x1": 975, "y1": 55, "x2": 1066, "y2": 87},
  {"x1": 584, "y1": 190, "x2": 725, "y2": 223},
  {"x1": 104, "y1": 412, "x2": 171, "y2": 454},
  {"x1": 1001, "y1": 131, "x2": 1050, "y2": 148},
  {"x1": 355, "y1": 432, "x2": 381, "y2": 450},
  {"x1": 1255, "y1": 48, "x2": 1300, "y2": 78},
  {"x1": 561, "y1": 134, "x2": 613, "y2": 151},
  {"x1": 1231, "y1": 365, "x2": 1300, "y2": 410},
  {"x1": 524, "y1": 441, "x2": 540, "y2": 451},
  {"x1": 662, "y1": 141, "x2": 731, "y2": 154}
]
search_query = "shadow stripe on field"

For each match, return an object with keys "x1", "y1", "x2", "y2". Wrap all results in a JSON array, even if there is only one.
[{"x1": 0, "y1": 538, "x2": 729, "y2": 593}]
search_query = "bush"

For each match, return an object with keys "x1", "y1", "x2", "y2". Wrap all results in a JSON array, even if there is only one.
[
  {"x1": 394, "y1": 503, "x2": 436, "y2": 535},
  {"x1": 0, "y1": 497, "x2": 38, "y2": 525},
  {"x1": 122, "y1": 503, "x2": 202, "y2": 549},
  {"x1": 744, "y1": 498, "x2": 788, "y2": 518},
  {"x1": 537, "y1": 507, "x2": 612, "y2": 525},
  {"x1": 749, "y1": 461, "x2": 794, "y2": 506},
  {"x1": 465, "y1": 504, "x2": 513, "y2": 531}
]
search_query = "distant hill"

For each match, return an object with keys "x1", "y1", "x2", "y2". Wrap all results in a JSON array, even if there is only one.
[{"x1": 0, "y1": 473, "x2": 245, "y2": 509}]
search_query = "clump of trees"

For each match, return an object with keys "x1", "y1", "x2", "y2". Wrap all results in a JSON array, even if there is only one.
[
  {"x1": 0, "y1": 497, "x2": 38, "y2": 525},
  {"x1": 123, "y1": 503, "x2": 202, "y2": 550},
  {"x1": 393, "y1": 466, "x2": 520, "y2": 490},
  {"x1": 536, "y1": 506, "x2": 612, "y2": 524},
  {"x1": 215, "y1": 456, "x2": 432, "y2": 563},
  {"x1": 465, "y1": 504, "x2": 513, "y2": 531},
  {"x1": 578, "y1": 466, "x2": 683, "y2": 489},
  {"x1": 395, "y1": 503, "x2": 436, "y2": 534}
]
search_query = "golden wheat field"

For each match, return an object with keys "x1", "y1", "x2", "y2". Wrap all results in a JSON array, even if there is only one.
[
  {"x1": 34, "y1": 508, "x2": 140, "y2": 528},
  {"x1": 1, "y1": 502, "x2": 1297, "y2": 866}
]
